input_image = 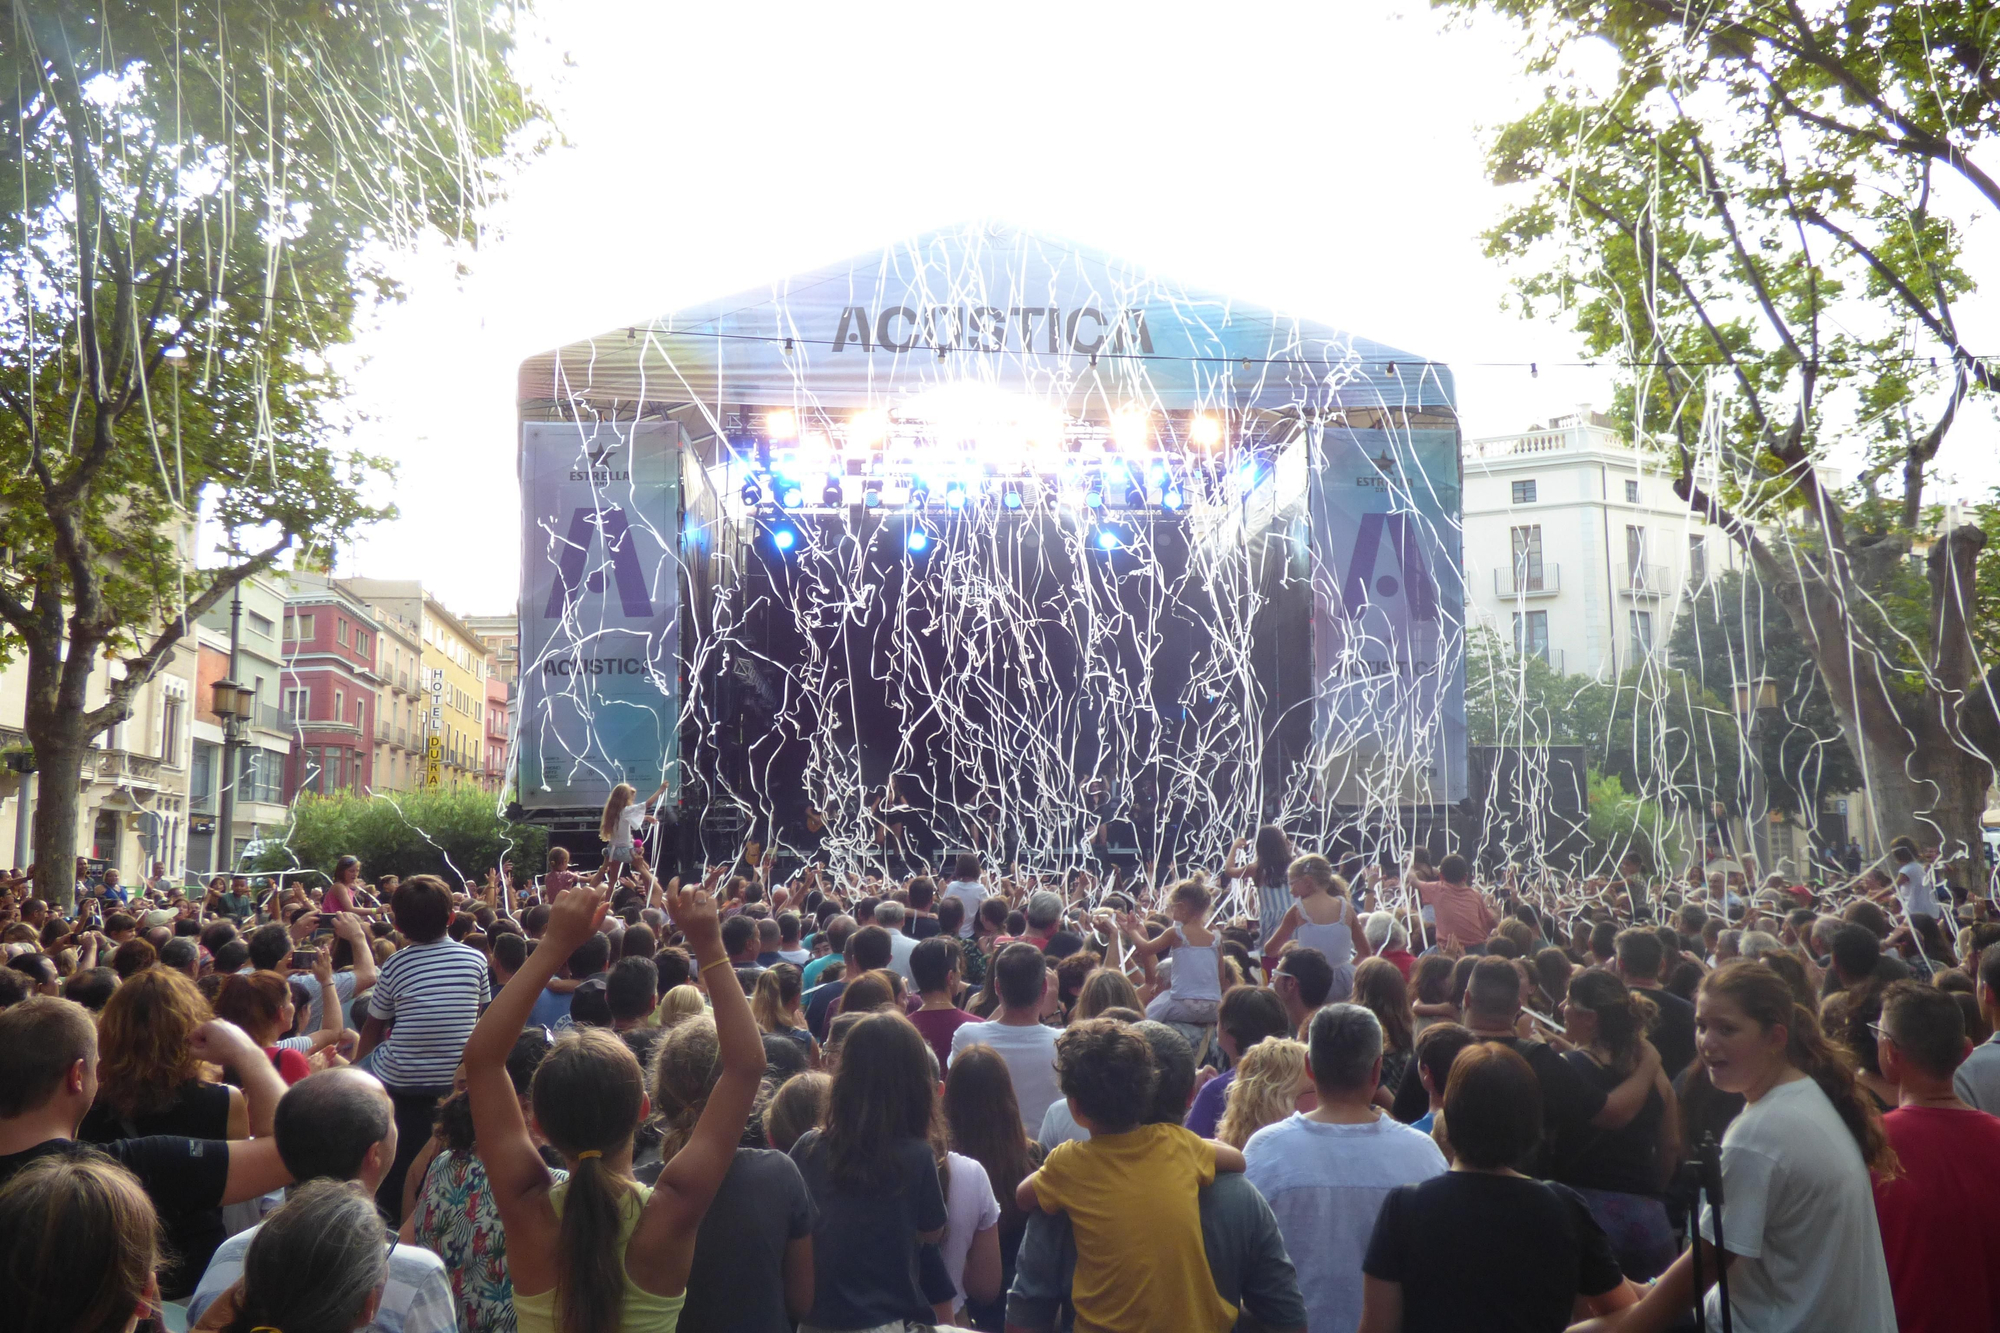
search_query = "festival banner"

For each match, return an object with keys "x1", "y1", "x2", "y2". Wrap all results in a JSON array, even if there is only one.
[
  {"x1": 1308, "y1": 424, "x2": 1467, "y2": 805},
  {"x1": 516, "y1": 420, "x2": 683, "y2": 813}
]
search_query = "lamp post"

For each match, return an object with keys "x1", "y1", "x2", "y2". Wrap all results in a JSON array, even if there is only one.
[{"x1": 211, "y1": 584, "x2": 249, "y2": 873}]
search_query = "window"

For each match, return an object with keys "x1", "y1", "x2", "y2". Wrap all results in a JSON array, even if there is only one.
[
  {"x1": 1629, "y1": 609, "x2": 1653, "y2": 660},
  {"x1": 240, "y1": 749, "x2": 282, "y2": 804},
  {"x1": 282, "y1": 614, "x2": 296, "y2": 640},
  {"x1": 293, "y1": 612, "x2": 313, "y2": 640},
  {"x1": 355, "y1": 632, "x2": 369, "y2": 657},
  {"x1": 1508, "y1": 525, "x2": 1545, "y2": 591},
  {"x1": 1513, "y1": 610, "x2": 1550, "y2": 661},
  {"x1": 1689, "y1": 536, "x2": 1708, "y2": 585},
  {"x1": 284, "y1": 687, "x2": 310, "y2": 720},
  {"x1": 247, "y1": 611, "x2": 274, "y2": 639},
  {"x1": 160, "y1": 698, "x2": 182, "y2": 767},
  {"x1": 191, "y1": 744, "x2": 214, "y2": 808},
  {"x1": 336, "y1": 618, "x2": 348, "y2": 646},
  {"x1": 1624, "y1": 478, "x2": 1640, "y2": 503},
  {"x1": 1511, "y1": 479, "x2": 1537, "y2": 505}
]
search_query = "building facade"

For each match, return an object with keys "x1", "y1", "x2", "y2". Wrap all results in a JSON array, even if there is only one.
[
  {"x1": 361, "y1": 594, "x2": 425, "y2": 793},
  {"x1": 0, "y1": 639, "x2": 197, "y2": 882},
  {"x1": 188, "y1": 572, "x2": 298, "y2": 875},
  {"x1": 463, "y1": 612, "x2": 519, "y2": 685},
  {"x1": 1463, "y1": 407, "x2": 1748, "y2": 679},
  {"x1": 340, "y1": 580, "x2": 489, "y2": 788},
  {"x1": 484, "y1": 672, "x2": 510, "y2": 792},
  {"x1": 280, "y1": 574, "x2": 381, "y2": 800}
]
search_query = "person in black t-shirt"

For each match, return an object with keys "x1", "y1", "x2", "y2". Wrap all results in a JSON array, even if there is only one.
[
  {"x1": 1613, "y1": 928, "x2": 1697, "y2": 1079},
  {"x1": 1392, "y1": 958, "x2": 1659, "y2": 1177},
  {"x1": 0, "y1": 998, "x2": 293, "y2": 1298},
  {"x1": 1552, "y1": 971, "x2": 1679, "y2": 1281},
  {"x1": 1362, "y1": 1042, "x2": 1637, "y2": 1332}
]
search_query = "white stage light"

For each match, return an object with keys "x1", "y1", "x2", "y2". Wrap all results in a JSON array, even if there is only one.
[
  {"x1": 1191, "y1": 414, "x2": 1223, "y2": 448},
  {"x1": 767, "y1": 409, "x2": 798, "y2": 440}
]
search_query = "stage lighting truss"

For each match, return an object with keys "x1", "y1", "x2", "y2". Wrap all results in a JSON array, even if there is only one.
[{"x1": 723, "y1": 406, "x2": 1262, "y2": 518}]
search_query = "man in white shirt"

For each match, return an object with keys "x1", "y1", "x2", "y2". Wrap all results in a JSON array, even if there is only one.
[
  {"x1": 1245, "y1": 1004, "x2": 1446, "y2": 1333},
  {"x1": 949, "y1": 941, "x2": 1060, "y2": 1131},
  {"x1": 187, "y1": 1069, "x2": 457, "y2": 1333},
  {"x1": 1892, "y1": 838, "x2": 1939, "y2": 923},
  {"x1": 876, "y1": 900, "x2": 918, "y2": 982}
]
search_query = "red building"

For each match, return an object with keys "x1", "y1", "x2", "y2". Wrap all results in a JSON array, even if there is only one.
[
  {"x1": 280, "y1": 574, "x2": 381, "y2": 799},
  {"x1": 484, "y1": 670, "x2": 510, "y2": 792}
]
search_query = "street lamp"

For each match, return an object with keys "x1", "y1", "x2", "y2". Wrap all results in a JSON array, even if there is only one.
[{"x1": 210, "y1": 676, "x2": 252, "y2": 872}]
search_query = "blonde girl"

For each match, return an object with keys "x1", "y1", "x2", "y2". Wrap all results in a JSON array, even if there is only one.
[
  {"x1": 1217, "y1": 1037, "x2": 1312, "y2": 1148},
  {"x1": 1121, "y1": 878, "x2": 1229, "y2": 1027},
  {"x1": 1265, "y1": 853, "x2": 1372, "y2": 1003},
  {"x1": 600, "y1": 778, "x2": 671, "y2": 873}
]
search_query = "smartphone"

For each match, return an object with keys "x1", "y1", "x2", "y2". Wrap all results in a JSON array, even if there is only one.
[{"x1": 290, "y1": 947, "x2": 320, "y2": 969}]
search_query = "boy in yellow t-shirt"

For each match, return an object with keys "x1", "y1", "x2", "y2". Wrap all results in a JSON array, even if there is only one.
[{"x1": 1015, "y1": 1017, "x2": 1242, "y2": 1333}]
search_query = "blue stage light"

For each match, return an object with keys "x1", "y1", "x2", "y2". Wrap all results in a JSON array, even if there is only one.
[
  {"x1": 1084, "y1": 479, "x2": 1104, "y2": 509},
  {"x1": 945, "y1": 482, "x2": 968, "y2": 510},
  {"x1": 909, "y1": 481, "x2": 931, "y2": 507},
  {"x1": 1003, "y1": 486, "x2": 1023, "y2": 510},
  {"x1": 779, "y1": 483, "x2": 805, "y2": 509},
  {"x1": 822, "y1": 476, "x2": 845, "y2": 507},
  {"x1": 741, "y1": 478, "x2": 763, "y2": 507},
  {"x1": 907, "y1": 530, "x2": 930, "y2": 553},
  {"x1": 772, "y1": 527, "x2": 797, "y2": 552},
  {"x1": 1097, "y1": 528, "x2": 1121, "y2": 551},
  {"x1": 1162, "y1": 486, "x2": 1185, "y2": 511}
]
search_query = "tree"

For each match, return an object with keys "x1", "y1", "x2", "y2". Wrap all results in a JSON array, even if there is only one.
[
  {"x1": 1466, "y1": 623, "x2": 1741, "y2": 817},
  {"x1": 1670, "y1": 569, "x2": 1866, "y2": 826},
  {"x1": 1446, "y1": 0, "x2": 2000, "y2": 867},
  {"x1": 3, "y1": 4, "x2": 542, "y2": 906},
  {"x1": 252, "y1": 786, "x2": 547, "y2": 889}
]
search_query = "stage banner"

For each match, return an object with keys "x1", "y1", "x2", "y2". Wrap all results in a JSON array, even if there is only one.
[
  {"x1": 517, "y1": 420, "x2": 682, "y2": 813},
  {"x1": 1308, "y1": 425, "x2": 1467, "y2": 805}
]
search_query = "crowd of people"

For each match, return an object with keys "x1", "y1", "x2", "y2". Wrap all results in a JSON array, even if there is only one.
[{"x1": 3, "y1": 819, "x2": 1999, "y2": 1333}]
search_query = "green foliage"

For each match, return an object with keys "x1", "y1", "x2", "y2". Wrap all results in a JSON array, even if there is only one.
[
  {"x1": 250, "y1": 786, "x2": 546, "y2": 888},
  {"x1": 1668, "y1": 570, "x2": 1866, "y2": 817},
  {"x1": 1466, "y1": 623, "x2": 1743, "y2": 810},
  {"x1": 0, "y1": 2, "x2": 545, "y2": 666},
  {"x1": 1585, "y1": 769, "x2": 1685, "y2": 870}
]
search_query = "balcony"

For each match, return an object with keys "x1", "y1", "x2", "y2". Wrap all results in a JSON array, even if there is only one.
[
  {"x1": 253, "y1": 704, "x2": 297, "y2": 733},
  {"x1": 83, "y1": 748, "x2": 165, "y2": 790},
  {"x1": 1493, "y1": 563, "x2": 1560, "y2": 598},
  {"x1": 1623, "y1": 564, "x2": 1670, "y2": 598}
]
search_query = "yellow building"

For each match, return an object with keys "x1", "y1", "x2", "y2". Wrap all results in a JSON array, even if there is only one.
[{"x1": 339, "y1": 581, "x2": 488, "y2": 787}]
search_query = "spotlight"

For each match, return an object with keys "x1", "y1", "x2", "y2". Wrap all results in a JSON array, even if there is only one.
[
  {"x1": 772, "y1": 526, "x2": 797, "y2": 552},
  {"x1": 1096, "y1": 528, "x2": 1121, "y2": 551},
  {"x1": 1190, "y1": 414, "x2": 1223, "y2": 448},
  {"x1": 1111, "y1": 407, "x2": 1149, "y2": 452},
  {"x1": 767, "y1": 409, "x2": 798, "y2": 439},
  {"x1": 1084, "y1": 478, "x2": 1104, "y2": 509},
  {"x1": 851, "y1": 409, "x2": 890, "y2": 445},
  {"x1": 1002, "y1": 485, "x2": 1023, "y2": 510},
  {"x1": 1111, "y1": 470, "x2": 1143, "y2": 507},
  {"x1": 863, "y1": 477, "x2": 884, "y2": 508},
  {"x1": 822, "y1": 476, "x2": 845, "y2": 507},
  {"x1": 945, "y1": 482, "x2": 968, "y2": 510},
  {"x1": 779, "y1": 482, "x2": 805, "y2": 509},
  {"x1": 740, "y1": 478, "x2": 763, "y2": 507},
  {"x1": 907, "y1": 530, "x2": 930, "y2": 553},
  {"x1": 1162, "y1": 486, "x2": 1185, "y2": 511},
  {"x1": 909, "y1": 480, "x2": 931, "y2": 507}
]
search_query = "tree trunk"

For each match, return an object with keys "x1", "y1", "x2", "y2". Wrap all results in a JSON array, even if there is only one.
[
  {"x1": 22, "y1": 625, "x2": 106, "y2": 912},
  {"x1": 1775, "y1": 523, "x2": 1994, "y2": 879}
]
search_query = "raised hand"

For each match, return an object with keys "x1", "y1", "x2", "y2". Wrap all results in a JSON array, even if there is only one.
[
  {"x1": 544, "y1": 882, "x2": 609, "y2": 953},
  {"x1": 667, "y1": 875, "x2": 723, "y2": 958}
]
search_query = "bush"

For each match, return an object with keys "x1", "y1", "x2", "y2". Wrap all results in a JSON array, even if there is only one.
[{"x1": 249, "y1": 786, "x2": 547, "y2": 890}]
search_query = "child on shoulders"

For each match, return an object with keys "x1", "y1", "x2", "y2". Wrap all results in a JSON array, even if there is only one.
[{"x1": 1016, "y1": 1018, "x2": 1241, "y2": 1333}]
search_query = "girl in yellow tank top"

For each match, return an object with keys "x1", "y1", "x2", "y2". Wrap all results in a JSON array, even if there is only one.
[{"x1": 466, "y1": 872, "x2": 767, "y2": 1333}]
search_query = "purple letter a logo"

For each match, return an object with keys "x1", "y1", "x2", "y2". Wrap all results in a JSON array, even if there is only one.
[{"x1": 545, "y1": 506, "x2": 654, "y2": 618}]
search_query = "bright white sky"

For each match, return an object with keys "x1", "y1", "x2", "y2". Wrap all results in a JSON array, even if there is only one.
[{"x1": 331, "y1": 0, "x2": 2000, "y2": 615}]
